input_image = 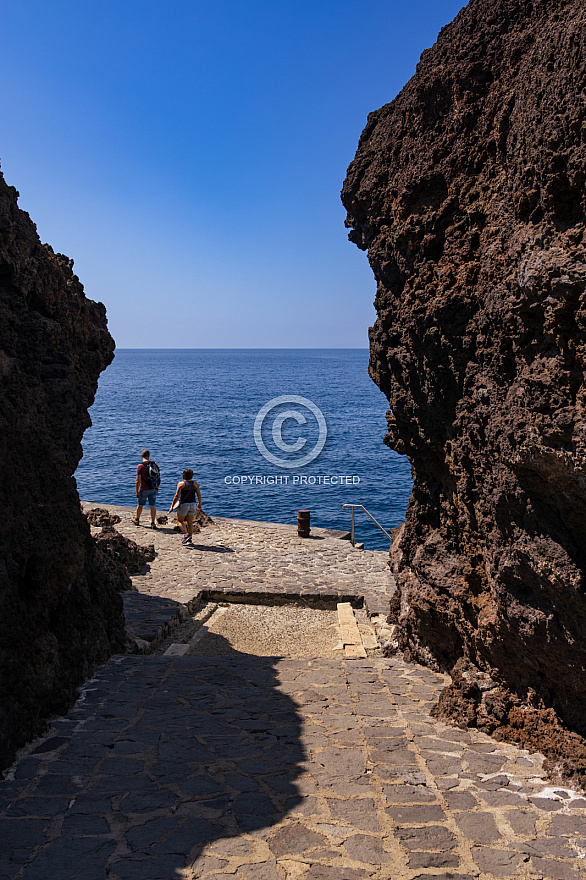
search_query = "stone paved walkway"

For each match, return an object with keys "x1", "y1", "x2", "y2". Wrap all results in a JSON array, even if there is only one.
[
  {"x1": 95, "y1": 505, "x2": 397, "y2": 617},
  {"x1": 1, "y1": 506, "x2": 585, "y2": 880}
]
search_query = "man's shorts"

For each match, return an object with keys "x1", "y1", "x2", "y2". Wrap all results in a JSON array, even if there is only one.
[
  {"x1": 176, "y1": 502, "x2": 198, "y2": 516},
  {"x1": 138, "y1": 489, "x2": 158, "y2": 507}
]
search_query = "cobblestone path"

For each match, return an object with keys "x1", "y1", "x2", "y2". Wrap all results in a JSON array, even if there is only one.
[
  {"x1": 1, "y1": 506, "x2": 585, "y2": 879},
  {"x1": 98, "y1": 504, "x2": 397, "y2": 618}
]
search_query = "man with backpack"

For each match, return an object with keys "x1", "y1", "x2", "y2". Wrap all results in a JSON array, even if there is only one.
[{"x1": 132, "y1": 449, "x2": 161, "y2": 529}]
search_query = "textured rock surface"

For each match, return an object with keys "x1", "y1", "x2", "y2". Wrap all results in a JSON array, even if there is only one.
[
  {"x1": 0, "y1": 169, "x2": 127, "y2": 770},
  {"x1": 342, "y1": 0, "x2": 586, "y2": 778},
  {"x1": 93, "y1": 526, "x2": 156, "y2": 575},
  {"x1": 85, "y1": 506, "x2": 121, "y2": 528}
]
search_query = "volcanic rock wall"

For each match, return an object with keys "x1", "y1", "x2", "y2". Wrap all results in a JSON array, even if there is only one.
[
  {"x1": 342, "y1": 0, "x2": 586, "y2": 767},
  {"x1": 0, "y1": 169, "x2": 127, "y2": 770}
]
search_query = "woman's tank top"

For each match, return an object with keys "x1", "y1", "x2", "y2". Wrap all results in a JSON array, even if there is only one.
[{"x1": 180, "y1": 480, "x2": 196, "y2": 504}]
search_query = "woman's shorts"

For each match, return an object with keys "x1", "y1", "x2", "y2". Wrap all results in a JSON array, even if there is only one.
[
  {"x1": 176, "y1": 502, "x2": 198, "y2": 516},
  {"x1": 138, "y1": 490, "x2": 158, "y2": 507}
]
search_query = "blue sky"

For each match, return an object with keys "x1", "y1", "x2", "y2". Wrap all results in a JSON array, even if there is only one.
[{"x1": 1, "y1": 0, "x2": 466, "y2": 347}]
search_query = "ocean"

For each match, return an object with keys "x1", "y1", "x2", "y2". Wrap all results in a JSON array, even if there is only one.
[{"x1": 76, "y1": 349, "x2": 412, "y2": 551}]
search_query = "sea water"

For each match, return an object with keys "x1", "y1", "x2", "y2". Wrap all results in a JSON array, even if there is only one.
[{"x1": 76, "y1": 349, "x2": 412, "y2": 551}]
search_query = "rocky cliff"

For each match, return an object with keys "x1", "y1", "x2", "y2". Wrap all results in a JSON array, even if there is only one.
[
  {"x1": 342, "y1": 0, "x2": 586, "y2": 781},
  {"x1": 0, "y1": 169, "x2": 128, "y2": 770}
]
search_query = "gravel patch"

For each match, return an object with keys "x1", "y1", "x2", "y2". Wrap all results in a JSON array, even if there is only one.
[{"x1": 187, "y1": 603, "x2": 342, "y2": 658}]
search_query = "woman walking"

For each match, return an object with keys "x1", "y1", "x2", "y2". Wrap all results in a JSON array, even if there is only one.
[{"x1": 169, "y1": 468, "x2": 202, "y2": 545}]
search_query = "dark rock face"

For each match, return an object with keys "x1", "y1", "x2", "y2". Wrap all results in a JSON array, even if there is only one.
[
  {"x1": 342, "y1": 0, "x2": 586, "y2": 777},
  {"x1": 93, "y1": 526, "x2": 156, "y2": 575},
  {"x1": 86, "y1": 506, "x2": 121, "y2": 528},
  {"x1": 192, "y1": 509, "x2": 214, "y2": 528},
  {"x1": 0, "y1": 170, "x2": 127, "y2": 770},
  {"x1": 86, "y1": 508, "x2": 154, "y2": 577}
]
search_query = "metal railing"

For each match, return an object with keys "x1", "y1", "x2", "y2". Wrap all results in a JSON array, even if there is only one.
[{"x1": 342, "y1": 504, "x2": 394, "y2": 547}]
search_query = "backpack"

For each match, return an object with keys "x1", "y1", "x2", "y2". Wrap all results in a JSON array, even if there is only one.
[{"x1": 145, "y1": 461, "x2": 160, "y2": 490}]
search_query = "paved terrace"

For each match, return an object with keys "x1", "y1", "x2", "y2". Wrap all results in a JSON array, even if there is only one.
[
  {"x1": 1, "y1": 505, "x2": 585, "y2": 880},
  {"x1": 117, "y1": 506, "x2": 396, "y2": 615}
]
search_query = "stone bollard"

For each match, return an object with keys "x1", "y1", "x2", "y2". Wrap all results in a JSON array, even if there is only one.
[{"x1": 297, "y1": 509, "x2": 310, "y2": 538}]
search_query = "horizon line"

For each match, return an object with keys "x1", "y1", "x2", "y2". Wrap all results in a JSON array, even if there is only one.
[{"x1": 113, "y1": 346, "x2": 371, "y2": 351}]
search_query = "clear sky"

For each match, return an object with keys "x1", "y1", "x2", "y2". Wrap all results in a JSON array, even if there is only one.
[{"x1": 1, "y1": 0, "x2": 466, "y2": 348}]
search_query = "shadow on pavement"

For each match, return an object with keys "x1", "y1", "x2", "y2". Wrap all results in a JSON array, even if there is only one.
[
  {"x1": 1, "y1": 638, "x2": 306, "y2": 880},
  {"x1": 122, "y1": 593, "x2": 186, "y2": 646}
]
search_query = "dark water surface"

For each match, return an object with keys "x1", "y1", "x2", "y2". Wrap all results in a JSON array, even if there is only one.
[{"x1": 77, "y1": 349, "x2": 412, "y2": 550}]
